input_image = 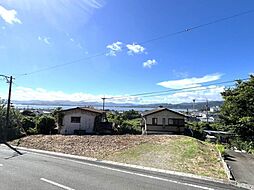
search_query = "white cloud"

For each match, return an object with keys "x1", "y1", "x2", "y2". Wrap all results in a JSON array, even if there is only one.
[
  {"x1": 141, "y1": 85, "x2": 224, "y2": 104},
  {"x1": 126, "y1": 43, "x2": 145, "y2": 55},
  {"x1": 143, "y1": 59, "x2": 157, "y2": 68},
  {"x1": 70, "y1": 38, "x2": 74, "y2": 42},
  {"x1": 38, "y1": 36, "x2": 51, "y2": 45},
  {"x1": 170, "y1": 85, "x2": 224, "y2": 102},
  {"x1": 157, "y1": 73, "x2": 222, "y2": 89},
  {"x1": 9, "y1": 86, "x2": 141, "y2": 104},
  {"x1": 0, "y1": 5, "x2": 21, "y2": 24},
  {"x1": 0, "y1": 84, "x2": 225, "y2": 105},
  {"x1": 106, "y1": 41, "x2": 122, "y2": 56}
]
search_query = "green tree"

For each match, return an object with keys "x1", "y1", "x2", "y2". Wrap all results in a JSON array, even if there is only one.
[
  {"x1": 51, "y1": 107, "x2": 64, "y2": 127},
  {"x1": 21, "y1": 116, "x2": 37, "y2": 134},
  {"x1": 220, "y1": 75, "x2": 254, "y2": 151},
  {"x1": 21, "y1": 110, "x2": 36, "y2": 117},
  {"x1": 37, "y1": 115, "x2": 56, "y2": 135},
  {"x1": 122, "y1": 109, "x2": 141, "y2": 120},
  {"x1": 0, "y1": 99, "x2": 23, "y2": 141}
]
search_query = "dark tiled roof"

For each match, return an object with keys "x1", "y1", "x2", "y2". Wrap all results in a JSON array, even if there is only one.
[
  {"x1": 60, "y1": 107, "x2": 105, "y2": 114},
  {"x1": 142, "y1": 107, "x2": 186, "y2": 117}
]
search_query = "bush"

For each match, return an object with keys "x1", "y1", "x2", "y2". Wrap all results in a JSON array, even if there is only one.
[
  {"x1": 21, "y1": 110, "x2": 36, "y2": 117},
  {"x1": 230, "y1": 137, "x2": 254, "y2": 154},
  {"x1": 185, "y1": 122, "x2": 207, "y2": 140},
  {"x1": 21, "y1": 116, "x2": 36, "y2": 132},
  {"x1": 107, "y1": 110, "x2": 142, "y2": 135},
  {"x1": 26, "y1": 127, "x2": 38, "y2": 135},
  {"x1": 36, "y1": 115, "x2": 56, "y2": 135},
  {"x1": 122, "y1": 109, "x2": 141, "y2": 120},
  {"x1": 0, "y1": 100, "x2": 24, "y2": 141},
  {"x1": 112, "y1": 119, "x2": 141, "y2": 135},
  {"x1": 216, "y1": 144, "x2": 225, "y2": 156}
]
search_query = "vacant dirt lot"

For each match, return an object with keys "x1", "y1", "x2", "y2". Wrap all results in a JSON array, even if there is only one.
[
  {"x1": 11, "y1": 135, "x2": 171, "y2": 159},
  {"x1": 11, "y1": 135, "x2": 227, "y2": 179}
]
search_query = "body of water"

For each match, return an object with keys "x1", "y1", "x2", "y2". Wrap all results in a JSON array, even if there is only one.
[{"x1": 14, "y1": 104, "x2": 191, "y2": 112}]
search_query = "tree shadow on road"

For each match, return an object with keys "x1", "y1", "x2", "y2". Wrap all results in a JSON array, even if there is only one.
[{"x1": 224, "y1": 154, "x2": 236, "y2": 162}]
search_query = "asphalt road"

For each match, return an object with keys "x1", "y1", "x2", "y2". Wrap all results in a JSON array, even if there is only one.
[
  {"x1": 0, "y1": 145, "x2": 246, "y2": 190},
  {"x1": 225, "y1": 150, "x2": 254, "y2": 186}
]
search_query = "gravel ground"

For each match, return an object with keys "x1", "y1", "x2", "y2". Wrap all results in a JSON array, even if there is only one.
[
  {"x1": 11, "y1": 135, "x2": 178, "y2": 159},
  {"x1": 10, "y1": 135, "x2": 227, "y2": 179}
]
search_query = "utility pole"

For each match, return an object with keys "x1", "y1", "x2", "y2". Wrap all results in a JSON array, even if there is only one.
[
  {"x1": 102, "y1": 97, "x2": 106, "y2": 111},
  {"x1": 206, "y1": 99, "x2": 209, "y2": 123},
  {"x1": 6, "y1": 76, "x2": 13, "y2": 129},
  {"x1": 192, "y1": 99, "x2": 195, "y2": 111},
  {"x1": 0, "y1": 74, "x2": 22, "y2": 155}
]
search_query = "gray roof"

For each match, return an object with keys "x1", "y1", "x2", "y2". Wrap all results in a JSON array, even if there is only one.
[
  {"x1": 60, "y1": 107, "x2": 105, "y2": 114},
  {"x1": 142, "y1": 107, "x2": 186, "y2": 117}
]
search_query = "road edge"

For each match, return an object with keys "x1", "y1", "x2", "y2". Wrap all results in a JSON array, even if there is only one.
[
  {"x1": 218, "y1": 151, "x2": 234, "y2": 180},
  {"x1": 11, "y1": 145, "x2": 254, "y2": 189}
]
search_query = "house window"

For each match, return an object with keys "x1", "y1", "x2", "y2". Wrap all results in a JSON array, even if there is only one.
[
  {"x1": 162, "y1": 118, "x2": 166, "y2": 127},
  {"x1": 173, "y1": 119, "x2": 184, "y2": 126},
  {"x1": 168, "y1": 119, "x2": 173, "y2": 125},
  {"x1": 179, "y1": 119, "x2": 185, "y2": 126},
  {"x1": 71, "y1": 117, "x2": 81, "y2": 123},
  {"x1": 152, "y1": 118, "x2": 157, "y2": 125}
]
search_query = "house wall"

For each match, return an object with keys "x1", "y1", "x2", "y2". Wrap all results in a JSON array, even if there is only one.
[
  {"x1": 144, "y1": 110, "x2": 185, "y2": 133},
  {"x1": 60, "y1": 109, "x2": 100, "y2": 135}
]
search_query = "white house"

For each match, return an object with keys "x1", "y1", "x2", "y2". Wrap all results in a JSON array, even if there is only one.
[
  {"x1": 141, "y1": 107, "x2": 186, "y2": 134},
  {"x1": 59, "y1": 107, "x2": 106, "y2": 135}
]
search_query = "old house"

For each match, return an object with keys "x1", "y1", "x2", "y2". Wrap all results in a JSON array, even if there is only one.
[
  {"x1": 59, "y1": 107, "x2": 111, "y2": 135},
  {"x1": 141, "y1": 107, "x2": 186, "y2": 134}
]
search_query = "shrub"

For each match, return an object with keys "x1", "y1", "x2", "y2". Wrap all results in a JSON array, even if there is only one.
[
  {"x1": 21, "y1": 116, "x2": 36, "y2": 132},
  {"x1": 26, "y1": 127, "x2": 38, "y2": 135},
  {"x1": 230, "y1": 137, "x2": 254, "y2": 154},
  {"x1": 36, "y1": 115, "x2": 56, "y2": 135},
  {"x1": 216, "y1": 144, "x2": 225, "y2": 156}
]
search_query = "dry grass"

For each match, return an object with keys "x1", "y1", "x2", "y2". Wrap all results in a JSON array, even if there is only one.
[{"x1": 11, "y1": 135, "x2": 227, "y2": 180}]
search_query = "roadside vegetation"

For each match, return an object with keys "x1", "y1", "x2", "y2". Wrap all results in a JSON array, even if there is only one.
[
  {"x1": 186, "y1": 75, "x2": 254, "y2": 154},
  {"x1": 0, "y1": 101, "x2": 59, "y2": 141},
  {"x1": 107, "y1": 109, "x2": 142, "y2": 134}
]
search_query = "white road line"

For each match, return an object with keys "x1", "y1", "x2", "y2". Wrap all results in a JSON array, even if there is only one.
[
  {"x1": 40, "y1": 178, "x2": 75, "y2": 190},
  {"x1": 36, "y1": 153, "x2": 214, "y2": 190}
]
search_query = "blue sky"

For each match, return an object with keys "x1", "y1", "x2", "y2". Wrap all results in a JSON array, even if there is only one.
[{"x1": 0, "y1": 0, "x2": 253, "y2": 104}]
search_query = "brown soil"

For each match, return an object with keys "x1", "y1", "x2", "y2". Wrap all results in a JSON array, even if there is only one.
[{"x1": 11, "y1": 135, "x2": 180, "y2": 159}]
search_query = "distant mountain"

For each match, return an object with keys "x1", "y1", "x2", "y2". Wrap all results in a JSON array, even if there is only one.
[
  {"x1": 136, "y1": 101, "x2": 223, "y2": 110},
  {"x1": 13, "y1": 100, "x2": 223, "y2": 110}
]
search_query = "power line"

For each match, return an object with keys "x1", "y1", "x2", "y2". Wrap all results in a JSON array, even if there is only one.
[
  {"x1": 15, "y1": 9, "x2": 254, "y2": 77},
  {"x1": 107, "y1": 77, "x2": 249, "y2": 99},
  {"x1": 100, "y1": 83, "x2": 236, "y2": 109},
  {"x1": 136, "y1": 84, "x2": 235, "y2": 98},
  {"x1": 139, "y1": 9, "x2": 254, "y2": 45},
  {"x1": 10, "y1": 76, "x2": 250, "y2": 101}
]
